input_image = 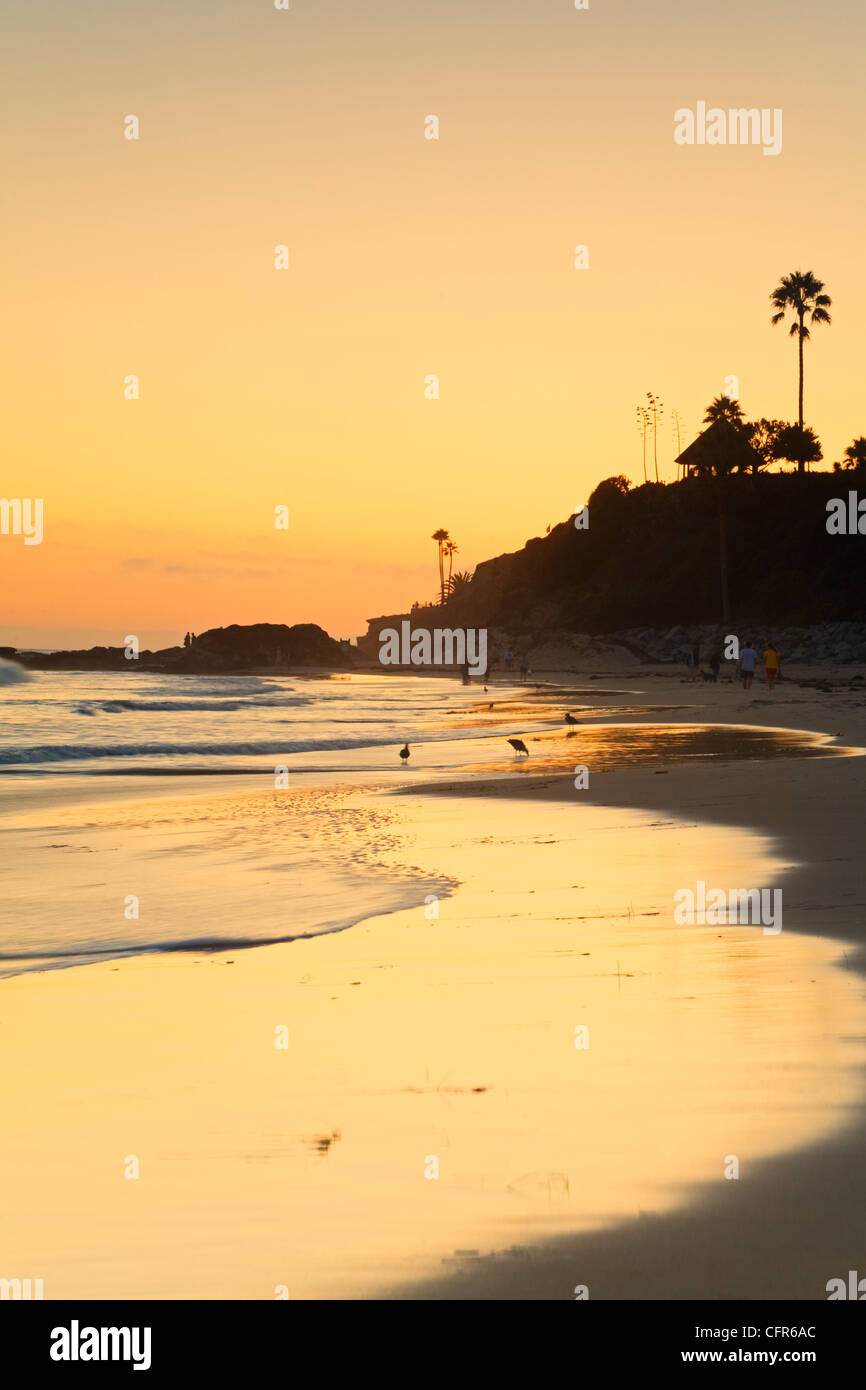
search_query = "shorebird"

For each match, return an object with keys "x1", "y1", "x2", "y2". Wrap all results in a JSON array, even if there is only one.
[
  {"x1": 564, "y1": 712, "x2": 579, "y2": 725},
  {"x1": 508, "y1": 738, "x2": 529, "y2": 757},
  {"x1": 399, "y1": 743, "x2": 410, "y2": 762}
]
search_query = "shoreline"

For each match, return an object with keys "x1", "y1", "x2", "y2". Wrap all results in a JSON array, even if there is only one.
[{"x1": 406, "y1": 748, "x2": 866, "y2": 965}]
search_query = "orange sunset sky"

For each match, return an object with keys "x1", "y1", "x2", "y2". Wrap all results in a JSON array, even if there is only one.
[{"x1": 2, "y1": 0, "x2": 864, "y2": 649}]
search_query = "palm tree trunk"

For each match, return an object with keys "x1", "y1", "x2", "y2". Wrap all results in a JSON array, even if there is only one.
[
  {"x1": 797, "y1": 314, "x2": 805, "y2": 471},
  {"x1": 438, "y1": 542, "x2": 445, "y2": 605},
  {"x1": 718, "y1": 491, "x2": 730, "y2": 625}
]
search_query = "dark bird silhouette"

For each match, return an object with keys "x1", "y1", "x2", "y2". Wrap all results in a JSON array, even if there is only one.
[
  {"x1": 399, "y1": 743, "x2": 410, "y2": 762},
  {"x1": 564, "y1": 712, "x2": 579, "y2": 725},
  {"x1": 508, "y1": 738, "x2": 529, "y2": 757}
]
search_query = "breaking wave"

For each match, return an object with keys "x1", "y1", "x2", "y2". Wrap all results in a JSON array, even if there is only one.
[
  {"x1": 0, "y1": 658, "x2": 31, "y2": 686},
  {"x1": 0, "y1": 735, "x2": 393, "y2": 765},
  {"x1": 76, "y1": 696, "x2": 310, "y2": 713}
]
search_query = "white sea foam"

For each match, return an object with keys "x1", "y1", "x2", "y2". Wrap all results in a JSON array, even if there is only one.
[{"x1": 0, "y1": 657, "x2": 31, "y2": 686}]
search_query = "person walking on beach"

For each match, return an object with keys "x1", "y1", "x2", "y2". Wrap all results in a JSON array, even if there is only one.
[
  {"x1": 739, "y1": 638, "x2": 758, "y2": 690},
  {"x1": 763, "y1": 641, "x2": 781, "y2": 692},
  {"x1": 709, "y1": 646, "x2": 722, "y2": 682}
]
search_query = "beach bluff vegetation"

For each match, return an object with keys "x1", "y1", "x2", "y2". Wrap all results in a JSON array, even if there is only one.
[{"x1": 364, "y1": 465, "x2": 866, "y2": 647}]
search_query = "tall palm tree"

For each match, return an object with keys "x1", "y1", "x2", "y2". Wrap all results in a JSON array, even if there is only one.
[
  {"x1": 769, "y1": 270, "x2": 832, "y2": 458},
  {"x1": 431, "y1": 528, "x2": 450, "y2": 604},
  {"x1": 444, "y1": 540, "x2": 458, "y2": 594},
  {"x1": 703, "y1": 394, "x2": 744, "y2": 427}
]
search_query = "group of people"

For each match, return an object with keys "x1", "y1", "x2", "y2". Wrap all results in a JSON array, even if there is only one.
[
  {"x1": 687, "y1": 639, "x2": 781, "y2": 691},
  {"x1": 737, "y1": 639, "x2": 781, "y2": 692}
]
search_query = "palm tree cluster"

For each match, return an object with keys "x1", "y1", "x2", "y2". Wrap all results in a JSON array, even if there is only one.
[
  {"x1": 431, "y1": 529, "x2": 463, "y2": 603},
  {"x1": 699, "y1": 396, "x2": 823, "y2": 474},
  {"x1": 674, "y1": 269, "x2": 838, "y2": 624},
  {"x1": 684, "y1": 269, "x2": 835, "y2": 478}
]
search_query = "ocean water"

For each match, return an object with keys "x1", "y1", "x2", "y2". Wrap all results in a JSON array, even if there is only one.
[
  {"x1": 0, "y1": 666, "x2": 508, "y2": 775},
  {"x1": 0, "y1": 665, "x2": 843, "y2": 977},
  {"x1": 0, "y1": 668, "x2": 511, "y2": 974}
]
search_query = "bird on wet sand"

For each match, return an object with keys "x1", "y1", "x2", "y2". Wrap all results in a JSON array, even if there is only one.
[
  {"x1": 564, "y1": 712, "x2": 579, "y2": 725},
  {"x1": 508, "y1": 738, "x2": 529, "y2": 757},
  {"x1": 399, "y1": 743, "x2": 410, "y2": 762}
]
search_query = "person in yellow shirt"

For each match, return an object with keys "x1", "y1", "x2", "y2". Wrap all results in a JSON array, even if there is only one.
[{"x1": 763, "y1": 641, "x2": 781, "y2": 691}]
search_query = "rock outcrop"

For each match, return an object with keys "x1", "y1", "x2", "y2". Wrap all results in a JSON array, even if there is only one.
[{"x1": 12, "y1": 623, "x2": 354, "y2": 673}]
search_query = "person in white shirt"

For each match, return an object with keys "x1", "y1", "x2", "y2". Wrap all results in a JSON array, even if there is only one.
[{"x1": 739, "y1": 639, "x2": 758, "y2": 690}]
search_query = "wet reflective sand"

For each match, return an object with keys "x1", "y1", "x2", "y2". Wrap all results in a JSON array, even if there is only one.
[
  {"x1": 461, "y1": 722, "x2": 849, "y2": 777},
  {"x1": 1, "y1": 784, "x2": 864, "y2": 1298}
]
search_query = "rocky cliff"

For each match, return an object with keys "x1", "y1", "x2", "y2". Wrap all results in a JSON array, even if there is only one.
[{"x1": 365, "y1": 470, "x2": 866, "y2": 642}]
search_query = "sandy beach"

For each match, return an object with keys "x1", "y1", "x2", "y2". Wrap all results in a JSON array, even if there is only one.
[
  {"x1": 394, "y1": 674, "x2": 866, "y2": 1298},
  {"x1": 2, "y1": 668, "x2": 865, "y2": 1300}
]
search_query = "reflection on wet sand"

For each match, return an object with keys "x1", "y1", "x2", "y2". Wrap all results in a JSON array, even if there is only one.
[
  {"x1": 440, "y1": 703, "x2": 690, "y2": 730},
  {"x1": 1, "y1": 790, "x2": 864, "y2": 1298},
  {"x1": 462, "y1": 722, "x2": 850, "y2": 777}
]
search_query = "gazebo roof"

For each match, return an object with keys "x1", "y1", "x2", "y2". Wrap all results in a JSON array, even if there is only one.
[{"x1": 676, "y1": 416, "x2": 762, "y2": 474}]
